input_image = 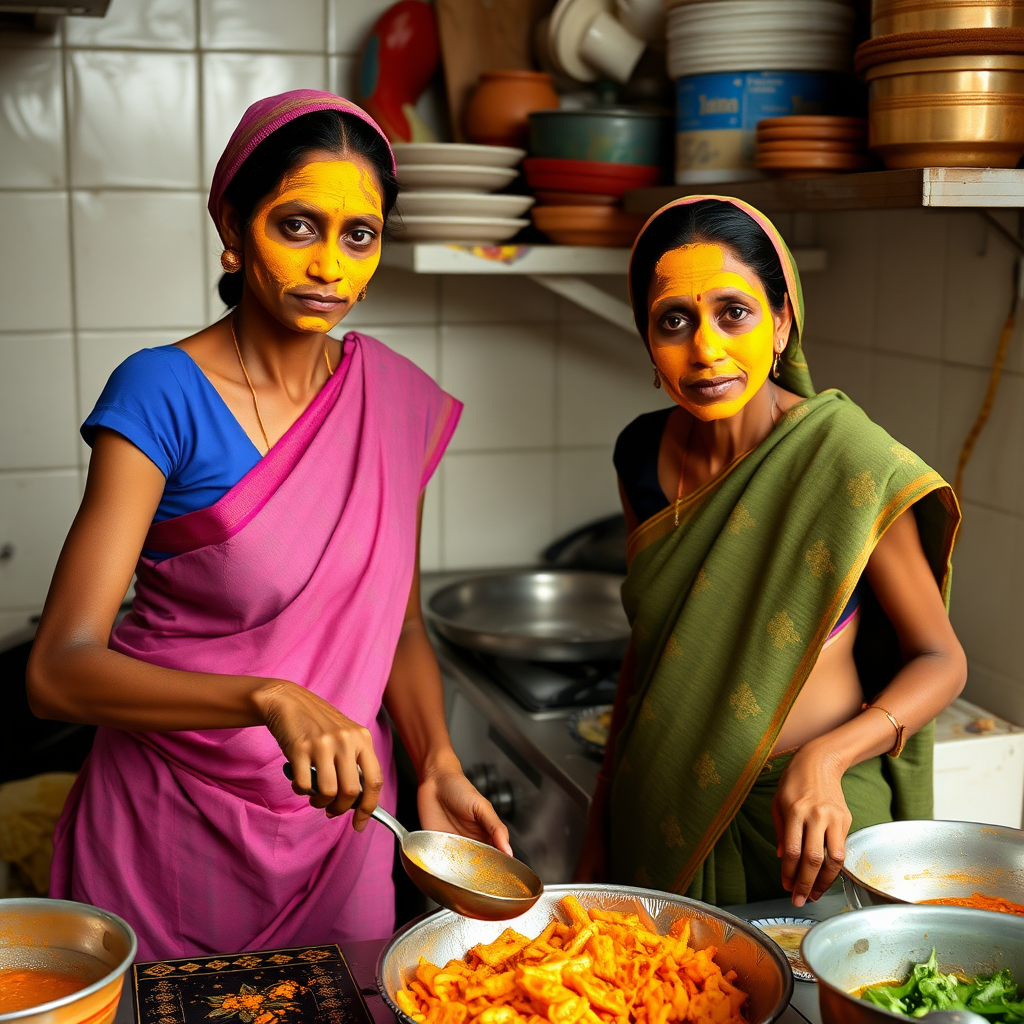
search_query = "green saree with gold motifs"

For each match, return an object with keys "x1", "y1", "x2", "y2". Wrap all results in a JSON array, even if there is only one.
[{"x1": 606, "y1": 387, "x2": 960, "y2": 906}]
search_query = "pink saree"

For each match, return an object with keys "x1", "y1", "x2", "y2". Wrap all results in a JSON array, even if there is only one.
[{"x1": 50, "y1": 332, "x2": 461, "y2": 961}]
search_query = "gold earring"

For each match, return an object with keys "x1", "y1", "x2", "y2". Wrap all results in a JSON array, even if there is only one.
[
  {"x1": 772, "y1": 351, "x2": 781, "y2": 379},
  {"x1": 220, "y1": 248, "x2": 242, "y2": 273},
  {"x1": 357, "y1": 287, "x2": 367, "y2": 302},
  {"x1": 652, "y1": 367, "x2": 661, "y2": 389}
]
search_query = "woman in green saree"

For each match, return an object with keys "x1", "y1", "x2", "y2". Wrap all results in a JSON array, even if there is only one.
[{"x1": 578, "y1": 196, "x2": 966, "y2": 909}]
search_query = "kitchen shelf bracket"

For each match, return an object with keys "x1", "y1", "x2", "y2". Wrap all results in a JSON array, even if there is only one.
[{"x1": 383, "y1": 242, "x2": 826, "y2": 333}]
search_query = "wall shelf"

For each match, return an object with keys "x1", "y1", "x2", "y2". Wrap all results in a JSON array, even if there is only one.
[
  {"x1": 383, "y1": 242, "x2": 827, "y2": 332},
  {"x1": 624, "y1": 168, "x2": 1024, "y2": 215}
]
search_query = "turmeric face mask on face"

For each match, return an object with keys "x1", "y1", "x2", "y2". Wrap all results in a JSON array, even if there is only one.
[
  {"x1": 248, "y1": 158, "x2": 383, "y2": 332},
  {"x1": 648, "y1": 243, "x2": 778, "y2": 421}
]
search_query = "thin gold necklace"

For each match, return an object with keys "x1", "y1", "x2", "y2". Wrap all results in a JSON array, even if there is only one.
[{"x1": 229, "y1": 316, "x2": 333, "y2": 454}]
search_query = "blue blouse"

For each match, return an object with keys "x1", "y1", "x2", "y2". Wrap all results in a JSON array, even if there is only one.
[{"x1": 82, "y1": 346, "x2": 262, "y2": 555}]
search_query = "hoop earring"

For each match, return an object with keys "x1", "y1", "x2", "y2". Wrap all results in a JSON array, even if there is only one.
[
  {"x1": 652, "y1": 367, "x2": 661, "y2": 389},
  {"x1": 357, "y1": 287, "x2": 367, "y2": 302},
  {"x1": 771, "y1": 351, "x2": 781, "y2": 379},
  {"x1": 220, "y1": 248, "x2": 242, "y2": 273}
]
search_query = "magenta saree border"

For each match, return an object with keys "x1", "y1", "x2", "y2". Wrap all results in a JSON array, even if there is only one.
[
  {"x1": 420, "y1": 392, "x2": 462, "y2": 489},
  {"x1": 143, "y1": 335, "x2": 357, "y2": 556}
]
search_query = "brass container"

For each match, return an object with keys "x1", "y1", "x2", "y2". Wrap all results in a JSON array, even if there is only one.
[
  {"x1": 0, "y1": 898, "x2": 137, "y2": 1024},
  {"x1": 872, "y1": 0, "x2": 1024, "y2": 35},
  {"x1": 867, "y1": 54, "x2": 1024, "y2": 167}
]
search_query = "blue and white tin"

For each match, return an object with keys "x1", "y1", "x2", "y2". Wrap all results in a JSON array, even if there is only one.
[{"x1": 675, "y1": 71, "x2": 843, "y2": 184}]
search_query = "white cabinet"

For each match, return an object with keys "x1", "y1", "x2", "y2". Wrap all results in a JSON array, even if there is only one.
[{"x1": 933, "y1": 697, "x2": 1024, "y2": 828}]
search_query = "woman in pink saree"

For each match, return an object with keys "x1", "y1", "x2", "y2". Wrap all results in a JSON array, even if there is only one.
[{"x1": 27, "y1": 91, "x2": 510, "y2": 961}]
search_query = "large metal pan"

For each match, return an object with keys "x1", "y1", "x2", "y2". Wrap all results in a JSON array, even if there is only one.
[
  {"x1": 377, "y1": 884, "x2": 793, "y2": 1024},
  {"x1": 841, "y1": 819, "x2": 1024, "y2": 908},
  {"x1": 427, "y1": 571, "x2": 629, "y2": 662}
]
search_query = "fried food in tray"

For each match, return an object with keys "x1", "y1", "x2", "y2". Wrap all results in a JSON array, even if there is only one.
[{"x1": 394, "y1": 894, "x2": 749, "y2": 1024}]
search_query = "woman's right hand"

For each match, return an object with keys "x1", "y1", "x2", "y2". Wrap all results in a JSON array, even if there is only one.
[{"x1": 254, "y1": 680, "x2": 382, "y2": 828}]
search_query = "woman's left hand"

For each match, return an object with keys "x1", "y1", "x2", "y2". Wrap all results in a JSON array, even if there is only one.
[
  {"x1": 772, "y1": 741, "x2": 852, "y2": 907},
  {"x1": 417, "y1": 767, "x2": 514, "y2": 856}
]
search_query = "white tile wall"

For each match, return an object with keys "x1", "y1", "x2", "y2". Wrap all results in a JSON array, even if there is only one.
[
  {"x1": 0, "y1": 333, "x2": 78, "y2": 470},
  {"x1": 67, "y1": 50, "x2": 200, "y2": 189},
  {"x1": 0, "y1": 48, "x2": 65, "y2": 188},
  {"x1": 64, "y1": 0, "x2": 196, "y2": 49},
  {"x1": 328, "y1": 0, "x2": 397, "y2": 55},
  {"x1": 199, "y1": 0, "x2": 327, "y2": 53},
  {"x1": 0, "y1": 471, "x2": 80, "y2": 609},
  {"x1": 0, "y1": 192, "x2": 73, "y2": 331},
  {"x1": 71, "y1": 190, "x2": 207, "y2": 329}
]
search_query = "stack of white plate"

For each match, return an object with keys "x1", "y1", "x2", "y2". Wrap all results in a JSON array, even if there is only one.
[
  {"x1": 666, "y1": 0, "x2": 856, "y2": 77},
  {"x1": 393, "y1": 143, "x2": 532, "y2": 244}
]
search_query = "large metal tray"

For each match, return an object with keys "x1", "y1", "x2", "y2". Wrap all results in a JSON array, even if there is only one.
[
  {"x1": 427, "y1": 571, "x2": 630, "y2": 662},
  {"x1": 376, "y1": 884, "x2": 794, "y2": 1024}
]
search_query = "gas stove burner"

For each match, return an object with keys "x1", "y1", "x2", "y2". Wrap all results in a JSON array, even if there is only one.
[{"x1": 479, "y1": 653, "x2": 620, "y2": 712}]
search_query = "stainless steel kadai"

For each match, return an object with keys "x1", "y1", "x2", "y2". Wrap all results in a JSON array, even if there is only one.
[
  {"x1": 427, "y1": 571, "x2": 630, "y2": 662},
  {"x1": 802, "y1": 904, "x2": 1024, "y2": 1024},
  {"x1": 377, "y1": 884, "x2": 794, "y2": 1024},
  {"x1": 841, "y1": 819, "x2": 1024, "y2": 908}
]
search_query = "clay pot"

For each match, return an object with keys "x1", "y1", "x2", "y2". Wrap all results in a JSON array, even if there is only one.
[{"x1": 464, "y1": 71, "x2": 559, "y2": 149}]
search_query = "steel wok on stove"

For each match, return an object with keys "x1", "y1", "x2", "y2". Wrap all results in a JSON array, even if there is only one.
[{"x1": 427, "y1": 571, "x2": 630, "y2": 662}]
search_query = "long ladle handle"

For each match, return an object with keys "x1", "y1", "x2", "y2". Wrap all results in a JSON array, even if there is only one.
[{"x1": 281, "y1": 763, "x2": 409, "y2": 841}]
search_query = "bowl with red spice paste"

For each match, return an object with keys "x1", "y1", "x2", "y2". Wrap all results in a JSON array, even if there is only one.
[
  {"x1": 841, "y1": 820, "x2": 1024, "y2": 912},
  {"x1": 0, "y1": 898, "x2": 136, "y2": 1024}
]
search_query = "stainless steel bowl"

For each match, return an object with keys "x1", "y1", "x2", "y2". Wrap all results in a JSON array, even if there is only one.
[
  {"x1": 802, "y1": 904, "x2": 1024, "y2": 1024},
  {"x1": 427, "y1": 571, "x2": 630, "y2": 662},
  {"x1": 0, "y1": 898, "x2": 137, "y2": 1024},
  {"x1": 377, "y1": 884, "x2": 794, "y2": 1024},
  {"x1": 841, "y1": 819, "x2": 1024, "y2": 908}
]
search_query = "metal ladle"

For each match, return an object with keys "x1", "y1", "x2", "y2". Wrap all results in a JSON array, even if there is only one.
[{"x1": 283, "y1": 763, "x2": 543, "y2": 920}]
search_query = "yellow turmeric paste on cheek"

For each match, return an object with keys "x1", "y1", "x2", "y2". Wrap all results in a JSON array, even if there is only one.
[
  {"x1": 249, "y1": 160, "x2": 382, "y2": 331},
  {"x1": 649, "y1": 243, "x2": 776, "y2": 420}
]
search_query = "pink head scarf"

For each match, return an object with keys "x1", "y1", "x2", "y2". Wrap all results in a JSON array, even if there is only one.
[{"x1": 208, "y1": 89, "x2": 397, "y2": 242}]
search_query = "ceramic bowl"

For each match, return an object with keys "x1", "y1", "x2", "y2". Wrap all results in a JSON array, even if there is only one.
[
  {"x1": 866, "y1": 54, "x2": 1024, "y2": 168},
  {"x1": 872, "y1": 0, "x2": 1024, "y2": 36},
  {"x1": 531, "y1": 204, "x2": 646, "y2": 246},
  {"x1": 397, "y1": 164, "x2": 519, "y2": 193},
  {"x1": 523, "y1": 156, "x2": 661, "y2": 196},
  {"x1": 396, "y1": 215, "x2": 529, "y2": 244},
  {"x1": 528, "y1": 107, "x2": 670, "y2": 166},
  {"x1": 392, "y1": 143, "x2": 526, "y2": 168},
  {"x1": 398, "y1": 191, "x2": 535, "y2": 218},
  {"x1": 0, "y1": 898, "x2": 137, "y2": 1024}
]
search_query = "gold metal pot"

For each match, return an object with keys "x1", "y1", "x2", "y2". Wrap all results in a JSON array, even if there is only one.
[
  {"x1": 0, "y1": 898, "x2": 136, "y2": 1024},
  {"x1": 872, "y1": 0, "x2": 1024, "y2": 35},
  {"x1": 866, "y1": 54, "x2": 1024, "y2": 167}
]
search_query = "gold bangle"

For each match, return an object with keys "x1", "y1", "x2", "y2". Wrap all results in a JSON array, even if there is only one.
[{"x1": 863, "y1": 704, "x2": 907, "y2": 758}]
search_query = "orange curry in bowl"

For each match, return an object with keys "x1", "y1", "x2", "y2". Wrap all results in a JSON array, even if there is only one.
[
  {"x1": 920, "y1": 893, "x2": 1024, "y2": 915},
  {"x1": 0, "y1": 968, "x2": 90, "y2": 1014}
]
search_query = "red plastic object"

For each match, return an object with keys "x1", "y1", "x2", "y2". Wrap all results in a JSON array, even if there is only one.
[
  {"x1": 523, "y1": 158, "x2": 662, "y2": 198},
  {"x1": 356, "y1": 0, "x2": 439, "y2": 143}
]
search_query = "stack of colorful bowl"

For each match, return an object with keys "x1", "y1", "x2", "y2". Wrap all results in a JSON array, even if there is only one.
[
  {"x1": 392, "y1": 143, "x2": 533, "y2": 244},
  {"x1": 523, "y1": 108, "x2": 664, "y2": 246},
  {"x1": 754, "y1": 115, "x2": 872, "y2": 176},
  {"x1": 665, "y1": 0, "x2": 858, "y2": 183},
  {"x1": 854, "y1": 0, "x2": 1024, "y2": 168}
]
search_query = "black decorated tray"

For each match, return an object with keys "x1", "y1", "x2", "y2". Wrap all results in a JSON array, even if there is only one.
[{"x1": 133, "y1": 944, "x2": 372, "y2": 1024}]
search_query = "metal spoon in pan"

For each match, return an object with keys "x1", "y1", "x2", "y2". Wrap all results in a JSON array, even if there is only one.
[{"x1": 283, "y1": 762, "x2": 542, "y2": 920}]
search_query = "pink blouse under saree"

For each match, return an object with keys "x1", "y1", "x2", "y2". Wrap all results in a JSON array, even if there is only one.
[{"x1": 50, "y1": 332, "x2": 461, "y2": 961}]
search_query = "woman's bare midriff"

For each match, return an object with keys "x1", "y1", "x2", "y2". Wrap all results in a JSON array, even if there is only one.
[{"x1": 771, "y1": 613, "x2": 864, "y2": 755}]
